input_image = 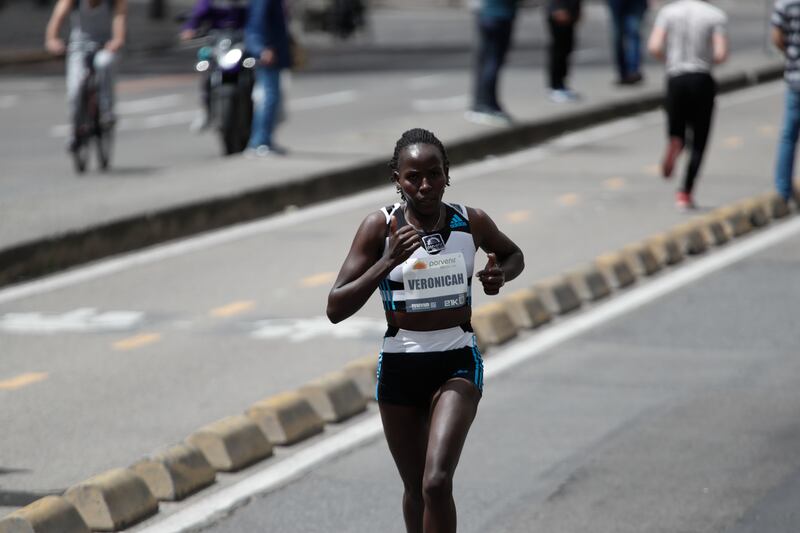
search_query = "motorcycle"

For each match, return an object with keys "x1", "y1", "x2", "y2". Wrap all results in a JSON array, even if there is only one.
[{"x1": 196, "y1": 31, "x2": 256, "y2": 155}]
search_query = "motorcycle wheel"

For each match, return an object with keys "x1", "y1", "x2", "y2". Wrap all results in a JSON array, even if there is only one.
[{"x1": 219, "y1": 93, "x2": 240, "y2": 156}]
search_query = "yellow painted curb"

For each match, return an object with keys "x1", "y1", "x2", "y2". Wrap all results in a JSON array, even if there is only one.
[
  {"x1": 64, "y1": 468, "x2": 158, "y2": 531},
  {"x1": 299, "y1": 371, "x2": 367, "y2": 423},
  {"x1": 246, "y1": 391, "x2": 324, "y2": 445},
  {"x1": 758, "y1": 192, "x2": 790, "y2": 219},
  {"x1": 713, "y1": 205, "x2": 752, "y2": 237},
  {"x1": 185, "y1": 415, "x2": 273, "y2": 472},
  {"x1": 670, "y1": 221, "x2": 708, "y2": 255},
  {"x1": 737, "y1": 198, "x2": 770, "y2": 228},
  {"x1": 502, "y1": 288, "x2": 552, "y2": 329},
  {"x1": 533, "y1": 277, "x2": 581, "y2": 315},
  {"x1": 594, "y1": 252, "x2": 636, "y2": 288},
  {"x1": 622, "y1": 242, "x2": 662, "y2": 276},
  {"x1": 567, "y1": 266, "x2": 611, "y2": 301},
  {"x1": 472, "y1": 302, "x2": 518, "y2": 346},
  {"x1": 130, "y1": 444, "x2": 215, "y2": 501},
  {"x1": 343, "y1": 355, "x2": 379, "y2": 402},
  {"x1": 646, "y1": 233, "x2": 684, "y2": 265},
  {"x1": 0, "y1": 496, "x2": 90, "y2": 533}
]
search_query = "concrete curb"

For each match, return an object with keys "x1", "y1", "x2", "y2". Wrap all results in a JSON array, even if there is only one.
[
  {"x1": 130, "y1": 444, "x2": 216, "y2": 501},
  {"x1": 185, "y1": 415, "x2": 273, "y2": 472},
  {"x1": 622, "y1": 242, "x2": 662, "y2": 276},
  {"x1": 696, "y1": 214, "x2": 731, "y2": 246},
  {"x1": 298, "y1": 371, "x2": 368, "y2": 423},
  {"x1": 245, "y1": 391, "x2": 325, "y2": 446},
  {"x1": 472, "y1": 302, "x2": 517, "y2": 347},
  {"x1": 567, "y1": 265, "x2": 612, "y2": 302},
  {"x1": 594, "y1": 251, "x2": 636, "y2": 289},
  {"x1": 670, "y1": 221, "x2": 709, "y2": 255},
  {"x1": 645, "y1": 232, "x2": 684, "y2": 265},
  {"x1": 0, "y1": 496, "x2": 90, "y2": 533},
  {"x1": 0, "y1": 61, "x2": 784, "y2": 289},
  {"x1": 714, "y1": 205, "x2": 753, "y2": 237},
  {"x1": 63, "y1": 468, "x2": 158, "y2": 531},
  {"x1": 534, "y1": 276, "x2": 582, "y2": 315},
  {"x1": 343, "y1": 356, "x2": 379, "y2": 402},
  {"x1": 501, "y1": 288, "x2": 552, "y2": 330}
]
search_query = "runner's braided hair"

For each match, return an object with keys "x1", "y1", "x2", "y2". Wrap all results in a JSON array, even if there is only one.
[{"x1": 388, "y1": 129, "x2": 451, "y2": 194}]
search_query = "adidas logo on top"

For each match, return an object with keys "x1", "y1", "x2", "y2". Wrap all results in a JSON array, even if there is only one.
[{"x1": 450, "y1": 214, "x2": 467, "y2": 229}]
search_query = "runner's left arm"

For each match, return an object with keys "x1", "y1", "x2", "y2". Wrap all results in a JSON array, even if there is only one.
[{"x1": 469, "y1": 207, "x2": 524, "y2": 295}]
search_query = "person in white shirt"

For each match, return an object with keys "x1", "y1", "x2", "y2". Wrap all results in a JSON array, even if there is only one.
[{"x1": 648, "y1": 0, "x2": 728, "y2": 210}]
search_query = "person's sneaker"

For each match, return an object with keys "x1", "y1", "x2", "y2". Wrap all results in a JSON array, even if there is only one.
[
  {"x1": 661, "y1": 137, "x2": 683, "y2": 179},
  {"x1": 244, "y1": 144, "x2": 288, "y2": 158},
  {"x1": 464, "y1": 109, "x2": 513, "y2": 127},
  {"x1": 548, "y1": 88, "x2": 580, "y2": 104},
  {"x1": 189, "y1": 109, "x2": 210, "y2": 133},
  {"x1": 617, "y1": 72, "x2": 644, "y2": 86},
  {"x1": 675, "y1": 191, "x2": 696, "y2": 211}
]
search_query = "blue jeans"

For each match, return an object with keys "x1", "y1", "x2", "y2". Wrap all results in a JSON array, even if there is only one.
[
  {"x1": 775, "y1": 86, "x2": 800, "y2": 201},
  {"x1": 248, "y1": 65, "x2": 282, "y2": 149},
  {"x1": 473, "y1": 14, "x2": 514, "y2": 112},
  {"x1": 608, "y1": 0, "x2": 646, "y2": 80}
]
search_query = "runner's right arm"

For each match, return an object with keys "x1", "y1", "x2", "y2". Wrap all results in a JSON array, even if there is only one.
[{"x1": 45, "y1": 0, "x2": 75, "y2": 55}]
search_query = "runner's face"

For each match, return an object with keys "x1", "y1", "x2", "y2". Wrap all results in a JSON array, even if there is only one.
[{"x1": 394, "y1": 143, "x2": 447, "y2": 215}]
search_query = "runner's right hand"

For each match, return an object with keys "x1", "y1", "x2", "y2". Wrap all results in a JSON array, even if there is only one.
[
  {"x1": 384, "y1": 216, "x2": 420, "y2": 267},
  {"x1": 45, "y1": 37, "x2": 66, "y2": 55}
]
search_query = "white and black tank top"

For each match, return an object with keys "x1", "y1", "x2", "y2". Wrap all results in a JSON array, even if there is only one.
[{"x1": 378, "y1": 202, "x2": 476, "y2": 314}]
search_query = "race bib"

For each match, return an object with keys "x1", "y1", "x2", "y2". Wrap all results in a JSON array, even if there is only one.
[{"x1": 402, "y1": 252, "x2": 468, "y2": 313}]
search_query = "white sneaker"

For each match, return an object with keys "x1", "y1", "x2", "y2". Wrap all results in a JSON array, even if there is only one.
[
  {"x1": 464, "y1": 109, "x2": 513, "y2": 127},
  {"x1": 548, "y1": 89, "x2": 581, "y2": 104},
  {"x1": 244, "y1": 144, "x2": 288, "y2": 158}
]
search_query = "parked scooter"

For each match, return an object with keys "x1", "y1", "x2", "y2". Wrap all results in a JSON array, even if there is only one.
[{"x1": 195, "y1": 31, "x2": 255, "y2": 155}]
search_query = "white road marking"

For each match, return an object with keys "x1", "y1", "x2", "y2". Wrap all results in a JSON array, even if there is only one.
[
  {"x1": 3, "y1": 83, "x2": 779, "y2": 305},
  {"x1": 251, "y1": 316, "x2": 384, "y2": 342},
  {"x1": 412, "y1": 94, "x2": 469, "y2": 113},
  {"x1": 117, "y1": 94, "x2": 185, "y2": 115},
  {"x1": 0, "y1": 95, "x2": 19, "y2": 109},
  {"x1": 0, "y1": 308, "x2": 143, "y2": 334},
  {"x1": 135, "y1": 214, "x2": 800, "y2": 533},
  {"x1": 287, "y1": 90, "x2": 358, "y2": 111}
]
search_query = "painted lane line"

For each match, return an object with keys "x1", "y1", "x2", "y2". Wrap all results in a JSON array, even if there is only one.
[
  {"x1": 558, "y1": 193, "x2": 581, "y2": 207},
  {"x1": 0, "y1": 308, "x2": 144, "y2": 334},
  {"x1": 603, "y1": 177, "x2": 626, "y2": 190},
  {"x1": 210, "y1": 301, "x2": 255, "y2": 318},
  {"x1": 299, "y1": 272, "x2": 337, "y2": 288},
  {"x1": 0, "y1": 372, "x2": 48, "y2": 391},
  {"x1": 287, "y1": 90, "x2": 358, "y2": 112},
  {"x1": 722, "y1": 136, "x2": 744, "y2": 149},
  {"x1": 4, "y1": 83, "x2": 781, "y2": 306},
  {"x1": 136, "y1": 212, "x2": 800, "y2": 533},
  {"x1": 504, "y1": 210, "x2": 531, "y2": 224},
  {"x1": 113, "y1": 333, "x2": 161, "y2": 351},
  {"x1": 412, "y1": 94, "x2": 469, "y2": 113}
]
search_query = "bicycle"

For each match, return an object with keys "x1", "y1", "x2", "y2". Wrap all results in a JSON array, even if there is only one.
[{"x1": 71, "y1": 47, "x2": 114, "y2": 174}]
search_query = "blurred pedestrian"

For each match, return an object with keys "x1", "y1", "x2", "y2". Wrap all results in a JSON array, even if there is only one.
[
  {"x1": 771, "y1": 0, "x2": 800, "y2": 205},
  {"x1": 180, "y1": 0, "x2": 248, "y2": 132},
  {"x1": 45, "y1": 0, "x2": 127, "y2": 152},
  {"x1": 466, "y1": 0, "x2": 518, "y2": 126},
  {"x1": 244, "y1": 0, "x2": 291, "y2": 157},
  {"x1": 546, "y1": 0, "x2": 582, "y2": 103},
  {"x1": 607, "y1": 0, "x2": 647, "y2": 85},
  {"x1": 648, "y1": 0, "x2": 728, "y2": 210}
]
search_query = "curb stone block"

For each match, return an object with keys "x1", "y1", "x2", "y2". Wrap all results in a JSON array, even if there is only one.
[
  {"x1": 567, "y1": 266, "x2": 611, "y2": 301},
  {"x1": 472, "y1": 302, "x2": 518, "y2": 346},
  {"x1": 185, "y1": 415, "x2": 273, "y2": 472},
  {"x1": 738, "y1": 198, "x2": 770, "y2": 227},
  {"x1": 0, "y1": 496, "x2": 90, "y2": 533},
  {"x1": 759, "y1": 192, "x2": 790, "y2": 219},
  {"x1": 344, "y1": 356, "x2": 379, "y2": 402},
  {"x1": 246, "y1": 391, "x2": 325, "y2": 445},
  {"x1": 64, "y1": 468, "x2": 158, "y2": 531},
  {"x1": 502, "y1": 288, "x2": 552, "y2": 329},
  {"x1": 670, "y1": 222, "x2": 708, "y2": 255},
  {"x1": 622, "y1": 242, "x2": 661, "y2": 276},
  {"x1": 646, "y1": 233, "x2": 684, "y2": 265},
  {"x1": 130, "y1": 444, "x2": 215, "y2": 501},
  {"x1": 594, "y1": 252, "x2": 636, "y2": 288},
  {"x1": 714, "y1": 206, "x2": 752, "y2": 237},
  {"x1": 534, "y1": 277, "x2": 581, "y2": 315},
  {"x1": 299, "y1": 371, "x2": 367, "y2": 423},
  {"x1": 697, "y1": 215, "x2": 730, "y2": 246}
]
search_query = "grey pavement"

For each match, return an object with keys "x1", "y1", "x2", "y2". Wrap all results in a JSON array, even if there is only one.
[
  {"x1": 0, "y1": 79, "x2": 789, "y2": 518},
  {"x1": 0, "y1": 0, "x2": 783, "y2": 287},
  {"x1": 148, "y1": 220, "x2": 800, "y2": 533}
]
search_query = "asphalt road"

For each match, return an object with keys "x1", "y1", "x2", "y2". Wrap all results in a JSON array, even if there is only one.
[{"x1": 0, "y1": 77, "x2": 788, "y2": 520}]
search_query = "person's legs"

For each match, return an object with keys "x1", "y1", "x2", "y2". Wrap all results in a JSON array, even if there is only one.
[
  {"x1": 548, "y1": 17, "x2": 572, "y2": 90},
  {"x1": 621, "y1": 2, "x2": 645, "y2": 79},
  {"x1": 682, "y1": 74, "x2": 715, "y2": 195},
  {"x1": 662, "y1": 75, "x2": 686, "y2": 178},
  {"x1": 93, "y1": 49, "x2": 116, "y2": 123},
  {"x1": 66, "y1": 45, "x2": 86, "y2": 130},
  {"x1": 607, "y1": 0, "x2": 626, "y2": 81},
  {"x1": 422, "y1": 379, "x2": 481, "y2": 533},
  {"x1": 248, "y1": 66, "x2": 281, "y2": 149},
  {"x1": 775, "y1": 87, "x2": 800, "y2": 201},
  {"x1": 475, "y1": 15, "x2": 513, "y2": 112},
  {"x1": 380, "y1": 403, "x2": 429, "y2": 533}
]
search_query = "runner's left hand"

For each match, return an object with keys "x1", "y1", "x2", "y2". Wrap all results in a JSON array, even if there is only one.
[{"x1": 477, "y1": 253, "x2": 504, "y2": 295}]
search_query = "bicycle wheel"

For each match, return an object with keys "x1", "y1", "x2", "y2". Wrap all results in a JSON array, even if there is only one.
[
  {"x1": 96, "y1": 121, "x2": 114, "y2": 171},
  {"x1": 72, "y1": 81, "x2": 92, "y2": 174}
]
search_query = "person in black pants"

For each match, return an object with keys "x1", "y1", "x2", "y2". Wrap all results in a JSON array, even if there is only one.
[{"x1": 547, "y1": 0, "x2": 582, "y2": 103}]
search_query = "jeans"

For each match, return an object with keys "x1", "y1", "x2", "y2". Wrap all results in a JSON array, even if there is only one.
[
  {"x1": 473, "y1": 14, "x2": 514, "y2": 112},
  {"x1": 66, "y1": 44, "x2": 116, "y2": 126},
  {"x1": 248, "y1": 65, "x2": 282, "y2": 149},
  {"x1": 547, "y1": 17, "x2": 575, "y2": 90},
  {"x1": 775, "y1": 86, "x2": 800, "y2": 201},
  {"x1": 607, "y1": 0, "x2": 646, "y2": 80}
]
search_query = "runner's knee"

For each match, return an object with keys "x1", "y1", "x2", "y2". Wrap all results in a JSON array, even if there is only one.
[{"x1": 422, "y1": 470, "x2": 452, "y2": 503}]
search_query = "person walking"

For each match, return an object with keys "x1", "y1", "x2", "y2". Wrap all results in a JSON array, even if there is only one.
[
  {"x1": 466, "y1": 0, "x2": 518, "y2": 126},
  {"x1": 327, "y1": 128, "x2": 524, "y2": 533},
  {"x1": 244, "y1": 0, "x2": 291, "y2": 157},
  {"x1": 44, "y1": 0, "x2": 127, "y2": 152},
  {"x1": 648, "y1": 0, "x2": 728, "y2": 210},
  {"x1": 607, "y1": 0, "x2": 648, "y2": 85},
  {"x1": 546, "y1": 0, "x2": 582, "y2": 103},
  {"x1": 772, "y1": 0, "x2": 800, "y2": 205}
]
